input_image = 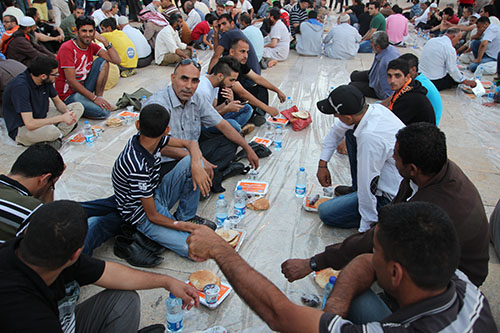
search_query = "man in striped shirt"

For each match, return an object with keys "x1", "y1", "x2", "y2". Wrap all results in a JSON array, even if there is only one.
[{"x1": 289, "y1": 0, "x2": 311, "y2": 40}]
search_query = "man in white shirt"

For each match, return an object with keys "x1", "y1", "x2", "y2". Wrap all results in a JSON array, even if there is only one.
[
  {"x1": 117, "y1": 16, "x2": 153, "y2": 68},
  {"x1": 239, "y1": 13, "x2": 264, "y2": 61},
  {"x1": 420, "y1": 28, "x2": 477, "y2": 90},
  {"x1": 236, "y1": 0, "x2": 254, "y2": 17},
  {"x1": 412, "y1": 1, "x2": 433, "y2": 28},
  {"x1": 193, "y1": 0, "x2": 210, "y2": 16},
  {"x1": 469, "y1": 16, "x2": 500, "y2": 72},
  {"x1": 93, "y1": 1, "x2": 118, "y2": 26},
  {"x1": 315, "y1": 85, "x2": 404, "y2": 232},
  {"x1": 184, "y1": 1, "x2": 202, "y2": 30},
  {"x1": 323, "y1": 14, "x2": 361, "y2": 59},
  {"x1": 155, "y1": 13, "x2": 193, "y2": 65},
  {"x1": 261, "y1": 8, "x2": 290, "y2": 68},
  {"x1": 480, "y1": 5, "x2": 500, "y2": 26}
]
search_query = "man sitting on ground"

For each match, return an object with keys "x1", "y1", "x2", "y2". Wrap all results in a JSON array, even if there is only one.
[
  {"x1": 0, "y1": 200, "x2": 200, "y2": 331},
  {"x1": 92, "y1": 1, "x2": 119, "y2": 26},
  {"x1": 295, "y1": 10, "x2": 323, "y2": 57},
  {"x1": 100, "y1": 17, "x2": 138, "y2": 78},
  {"x1": 350, "y1": 31, "x2": 400, "y2": 99},
  {"x1": 419, "y1": 28, "x2": 476, "y2": 90},
  {"x1": 469, "y1": 16, "x2": 500, "y2": 72},
  {"x1": 381, "y1": 58, "x2": 435, "y2": 125},
  {"x1": 3, "y1": 56, "x2": 83, "y2": 148},
  {"x1": 323, "y1": 14, "x2": 361, "y2": 59},
  {"x1": 385, "y1": 5, "x2": 408, "y2": 45},
  {"x1": 358, "y1": 1, "x2": 386, "y2": 53},
  {"x1": 315, "y1": 85, "x2": 404, "y2": 232},
  {"x1": 117, "y1": 16, "x2": 154, "y2": 68},
  {"x1": 26, "y1": 7, "x2": 65, "y2": 53},
  {"x1": 155, "y1": 13, "x2": 193, "y2": 66},
  {"x1": 261, "y1": 8, "x2": 290, "y2": 68},
  {"x1": 1, "y1": 15, "x2": 19, "y2": 47},
  {"x1": 282, "y1": 122, "x2": 490, "y2": 288},
  {"x1": 56, "y1": 16, "x2": 121, "y2": 119},
  {"x1": 239, "y1": 12, "x2": 264, "y2": 61},
  {"x1": 190, "y1": 13, "x2": 217, "y2": 50},
  {"x1": 184, "y1": 1, "x2": 202, "y2": 30},
  {"x1": 289, "y1": 0, "x2": 310, "y2": 41},
  {"x1": 187, "y1": 202, "x2": 496, "y2": 331},
  {"x1": 60, "y1": 6, "x2": 85, "y2": 42}
]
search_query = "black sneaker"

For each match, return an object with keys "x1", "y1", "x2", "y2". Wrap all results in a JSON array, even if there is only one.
[
  {"x1": 249, "y1": 113, "x2": 266, "y2": 126},
  {"x1": 334, "y1": 185, "x2": 355, "y2": 197},
  {"x1": 121, "y1": 224, "x2": 164, "y2": 255},
  {"x1": 113, "y1": 235, "x2": 164, "y2": 268},
  {"x1": 187, "y1": 215, "x2": 217, "y2": 231}
]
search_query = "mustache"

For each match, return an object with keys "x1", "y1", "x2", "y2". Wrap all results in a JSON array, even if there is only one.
[{"x1": 180, "y1": 88, "x2": 193, "y2": 94}]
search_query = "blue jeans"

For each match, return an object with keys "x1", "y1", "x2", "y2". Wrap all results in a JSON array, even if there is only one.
[
  {"x1": 469, "y1": 40, "x2": 496, "y2": 72},
  {"x1": 358, "y1": 40, "x2": 372, "y2": 53},
  {"x1": 203, "y1": 104, "x2": 253, "y2": 134},
  {"x1": 64, "y1": 57, "x2": 110, "y2": 119},
  {"x1": 136, "y1": 155, "x2": 200, "y2": 258},
  {"x1": 347, "y1": 290, "x2": 392, "y2": 324},
  {"x1": 81, "y1": 195, "x2": 123, "y2": 256}
]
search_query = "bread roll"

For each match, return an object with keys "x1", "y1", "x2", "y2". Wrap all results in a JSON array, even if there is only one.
[
  {"x1": 315, "y1": 268, "x2": 339, "y2": 289},
  {"x1": 246, "y1": 197, "x2": 270, "y2": 211},
  {"x1": 189, "y1": 270, "x2": 221, "y2": 291}
]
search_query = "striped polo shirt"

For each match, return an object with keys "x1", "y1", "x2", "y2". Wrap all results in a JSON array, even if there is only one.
[
  {"x1": 319, "y1": 270, "x2": 497, "y2": 332},
  {"x1": 112, "y1": 134, "x2": 170, "y2": 225}
]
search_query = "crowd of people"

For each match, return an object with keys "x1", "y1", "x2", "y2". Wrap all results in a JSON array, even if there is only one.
[{"x1": 1, "y1": 0, "x2": 500, "y2": 331}]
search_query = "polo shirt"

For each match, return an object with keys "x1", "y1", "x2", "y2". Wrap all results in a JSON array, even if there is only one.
[
  {"x1": 0, "y1": 238, "x2": 105, "y2": 332},
  {"x1": 0, "y1": 175, "x2": 42, "y2": 242},
  {"x1": 318, "y1": 270, "x2": 496, "y2": 332},
  {"x1": 3, "y1": 69, "x2": 57, "y2": 140},
  {"x1": 219, "y1": 28, "x2": 261, "y2": 75},
  {"x1": 368, "y1": 45, "x2": 400, "y2": 99},
  {"x1": 112, "y1": 134, "x2": 170, "y2": 225},
  {"x1": 370, "y1": 12, "x2": 386, "y2": 31}
]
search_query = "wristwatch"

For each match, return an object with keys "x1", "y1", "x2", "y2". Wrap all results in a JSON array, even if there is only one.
[
  {"x1": 309, "y1": 257, "x2": 319, "y2": 271},
  {"x1": 105, "y1": 42, "x2": 113, "y2": 50}
]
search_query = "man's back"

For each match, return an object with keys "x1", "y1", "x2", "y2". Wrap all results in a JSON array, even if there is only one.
[
  {"x1": 60, "y1": 14, "x2": 76, "y2": 41},
  {"x1": 369, "y1": 45, "x2": 400, "y2": 99},
  {"x1": 385, "y1": 13, "x2": 408, "y2": 44},
  {"x1": 123, "y1": 24, "x2": 152, "y2": 58},
  {"x1": 242, "y1": 25, "x2": 264, "y2": 61},
  {"x1": 102, "y1": 29, "x2": 138, "y2": 68},
  {"x1": 419, "y1": 36, "x2": 455, "y2": 80},
  {"x1": 324, "y1": 23, "x2": 361, "y2": 59},
  {"x1": 296, "y1": 20, "x2": 323, "y2": 56}
]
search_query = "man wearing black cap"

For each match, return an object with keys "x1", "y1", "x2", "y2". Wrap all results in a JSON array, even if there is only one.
[{"x1": 315, "y1": 85, "x2": 404, "y2": 232}]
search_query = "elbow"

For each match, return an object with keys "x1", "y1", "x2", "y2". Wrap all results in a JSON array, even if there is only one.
[{"x1": 24, "y1": 123, "x2": 37, "y2": 131}]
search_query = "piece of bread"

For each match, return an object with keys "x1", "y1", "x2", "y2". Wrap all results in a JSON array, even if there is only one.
[
  {"x1": 315, "y1": 268, "x2": 340, "y2": 289},
  {"x1": 189, "y1": 270, "x2": 221, "y2": 291},
  {"x1": 106, "y1": 117, "x2": 122, "y2": 127},
  {"x1": 215, "y1": 229, "x2": 239, "y2": 244},
  {"x1": 246, "y1": 197, "x2": 270, "y2": 211},
  {"x1": 312, "y1": 197, "x2": 330, "y2": 209}
]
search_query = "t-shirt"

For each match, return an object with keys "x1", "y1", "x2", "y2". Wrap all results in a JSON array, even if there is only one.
[
  {"x1": 122, "y1": 24, "x2": 152, "y2": 59},
  {"x1": 197, "y1": 75, "x2": 219, "y2": 105},
  {"x1": 191, "y1": 20, "x2": 210, "y2": 41},
  {"x1": 218, "y1": 28, "x2": 261, "y2": 75},
  {"x1": 55, "y1": 40, "x2": 103, "y2": 101},
  {"x1": 242, "y1": 25, "x2": 264, "y2": 61},
  {"x1": 482, "y1": 23, "x2": 500, "y2": 59},
  {"x1": 266, "y1": 19, "x2": 290, "y2": 61},
  {"x1": 416, "y1": 73, "x2": 443, "y2": 125},
  {"x1": 3, "y1": 70, "x2": 57, "y2": 140},
  {"x1": 370, "y1": 12, "x2": 386, "y2": 31},
  {"x1": 101, "y1": 29, "x2": 138, "y2": 68},
  {"x1": 358, "y1": 12, "x2": 371, "y2": 36},
  {"x1": 0, "y1": 238, "x2": 106, "y2": 332},
  {"x1": 60, "y1": 14, "x2": 77, "y2": 41},
  {"x1": 349, "y1": 3, "x2": 365, "y2": 17},
  {"x1": 112, "y1": 134, "x2": 170, "y2": 224},
  {"x1": 236, "y1": 0, "x2": 253, "y2": 13}
]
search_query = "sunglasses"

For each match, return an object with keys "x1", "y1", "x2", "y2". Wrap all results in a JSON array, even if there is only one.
[{"x1": 177, "y1": 58, "x2": 201, "y2": 70}]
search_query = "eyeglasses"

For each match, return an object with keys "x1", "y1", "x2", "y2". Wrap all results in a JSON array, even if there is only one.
[{"x1": 177, "y1": 58, "x2": 201, "y2": 70}]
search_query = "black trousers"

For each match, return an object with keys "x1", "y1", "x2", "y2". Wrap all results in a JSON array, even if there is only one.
[
  {"x1": 431, "y1": 74, "x2": 458, "y2": 91},
  {"x1": 349, "y1": 70, "x2": 378, "y2": 99}
]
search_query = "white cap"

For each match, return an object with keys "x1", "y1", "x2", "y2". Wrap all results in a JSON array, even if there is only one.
[
  {"x1": 225, "y1": 1, "x2": 235, "y2": 6},
  {"x1": 19, "y1": 16, "x2": 36, "y2": 27},
  {"x1": 339, "y1": 14, "x2": 349, "y2": 23},
  {"x1": 472, "y1": 13, "x2": 480, "y2": 19},
  {"x1": 117, "y1": 16, "x2": 129, "y2": 25},
  {"x1": 430, "y1": 3, "x2": 437, "y2": 8}
]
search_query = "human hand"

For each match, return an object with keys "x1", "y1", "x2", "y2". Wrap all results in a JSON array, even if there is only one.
[
  {"x1": 93, "y1": 31, "x2": 107, "y2": 44},
  {"x1": 191, "y1": 163, "x2": 212, "y2": 197},
  {"x1": 317, "y1": 166, "x2": 332, "y2": 187},
  {"x1": 168, "y1": 280, "x2": 200, "y2": 310},
  {"x1": 61, "y1": 111, "x2": 77, "y2": 125},
  {"x1": 56, "y1": 34, "x2": 64, "y2": 42},
  {"x1": 267, "y1": 106, "x2": 279, "y2": 116},
  {"x1": 246, "y1": 147, "x2": 259, "y2": 169},
  {"x1": 277, "y1": 90, "x2": 286, "y2": 103},
  {"x1": 221, "y1": 87, "x2": 234, "y2": 102},
  {"x1": 94, "y1": 96, "x2": 112, "y2": 110},
  {"x1": 281, "y1": 258, "x2": 313, "y2": 282},
  {"x1": 187, "y1": 225, "x2": 231, "y2": 261},
  {"x1": 463, "y1": 79, "x2": 477, "y2": 87},
  {"x1": 336, "y1": 140, "x2": 347, "y2": 154},
  {"x1": 201, "y1": 157, "x2": 217, "y2": 181},
  {"x1": 226, "y1": 100, "x2": 244, "y2": 112}
]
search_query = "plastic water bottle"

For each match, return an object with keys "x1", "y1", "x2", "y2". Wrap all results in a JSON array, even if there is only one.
[
  {"x1": 166, "y1": 293, "x2": 183, "y2": 332},
  {"x1": 216, "y1": 194, "x2": 228, "y2": 227},
  {"x1": 295, "y1": 167, "x2": 307, "y2": 198},
  {"x1": 233, "y1": 185, "x2": 246, "y2": 218},
  {"x1": 141, "y1": 95, "x2": 147, "y2": 108},
  {"x1": 413, "y1": 35, "x2": 418, "y2": 49},
  {"x1": 192, "y1": 49, "x2": 198, "y2": 62},
  {"x1": 285, "y1": 96, "x2": 293, "y2": 110},
  {"x1": 489, "y1": 82, "x2": 496, "y2": 100},
  {"x1": 321, "y1": 276, "x2": 337, "y2": 310},
  {"x1": 274, "y1": 125, "x2": 283, "y2": 151},
  {"x1": 475, "y1": 65, "x2": 484, "y2": 81},
  {"x1": 83, "y1": 121, "x2": 94, "y2": 146}
]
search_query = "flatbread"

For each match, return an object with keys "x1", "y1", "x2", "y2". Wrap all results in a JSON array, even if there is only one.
[
  {"x1": 315, "y1": 268, "x2": 340, "y2": 289},
  {"x1": 189, "y1": 270, "x2": 221, "y2": 291},
  {"x1": 106, "y1": 117, "x2": 122, "y2": 127},
  {"x1": 215, "y1": 228, "x2": 239, "y2": 244},
  {"x1": 246, "y1": 197, "x2": 270, "y2": 211}
]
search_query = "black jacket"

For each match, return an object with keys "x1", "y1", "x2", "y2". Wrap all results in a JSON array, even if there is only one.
[{"x1": 391, "y1": 79, "x2": 436, "y2": 125}]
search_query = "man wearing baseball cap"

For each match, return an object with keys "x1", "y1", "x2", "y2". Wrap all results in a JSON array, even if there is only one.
[{"x1": 315, "y1": 85, "x2": 404, "y2": 232}]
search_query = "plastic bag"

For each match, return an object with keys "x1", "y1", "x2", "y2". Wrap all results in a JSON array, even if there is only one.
[{"x1": 281, "y1": 106, "x2": 312, "y2": 131}]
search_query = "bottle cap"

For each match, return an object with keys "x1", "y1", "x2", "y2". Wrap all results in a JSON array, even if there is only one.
[
  {"x1": 277, "y1": 125, "x2": 281, "y2": 129},
  {"x1": 219, "y1": 194, "x2": 224, "y2": 199},
  {"x1": 287, "y1": 96, "x2": 291, "y2": 99},
  {"x1": 237, "y1": 185, "x2": 242, "y2": 190},
  {"x1": 169, "y1": 292, "x2": 176, "y2": 299},
  {"x1": 84, "y1": 121, "x2": 89, "y2": 124},
  {"x1": 300, "y1": 167, "x2": 305, "y2": 171},
  {"x1": 329, "y1": 276, "x2": 337, "y2": 284},
  {"x1": 142, "y1": 95, "x2": 146, "y2": 98}
]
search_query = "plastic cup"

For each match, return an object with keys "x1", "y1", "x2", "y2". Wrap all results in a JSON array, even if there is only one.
[
  {"x1": 203, "y1": 284, "x2": 220, "y2": 304},
  {"x1": 126, "y1": 105, "x2": 134, "y2": 112},
  {"x1": 323, "y1": 187, "x2": 334, "y2": 198},
  {"x1": 226, "y1": 215, "x2": 240, "y2": 229}
]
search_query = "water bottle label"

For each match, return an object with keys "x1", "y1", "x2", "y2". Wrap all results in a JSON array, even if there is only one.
[
  {"x1": 275, "y1": 141, "x2": 282, "y2": 149},
  {"x1": 234, "y1": 206, "x2": 245, "y2": 216},
  {"x1": 295, "y1": 186, "x2": 306, "y2": 195},
  {"x1": 167, "y1": 319, "x2": 183, "y2": 331},
  {"x1": 85, "y1": 135, "x2": 94, "y2": 144},
  {"x1": 216, "y1": 216, "x2": 227, "y2": 225}
]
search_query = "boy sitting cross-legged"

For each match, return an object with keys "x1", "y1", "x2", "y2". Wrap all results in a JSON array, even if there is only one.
[{"x1": 112, "y1": 103, "x2": 216, "y2": 259}]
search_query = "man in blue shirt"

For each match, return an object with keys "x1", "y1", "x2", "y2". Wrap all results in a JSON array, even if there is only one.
[{"x1": 349, "y1": 31, "x2": 400, "y2": 99}]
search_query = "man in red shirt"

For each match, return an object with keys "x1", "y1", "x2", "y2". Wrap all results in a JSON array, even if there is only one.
[
  {"x1": 55, "y1": 16, "x2": 121, "y2": 119},
  {"x1": 190, "y1": 13, "x2": 217, "y2": 50}
]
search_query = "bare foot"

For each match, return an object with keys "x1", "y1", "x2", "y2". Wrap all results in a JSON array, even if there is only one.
[
  {"x1": 268, "y1": 60, "x2": 278, "y2": 68},
  {"x1": 336, "y1": 140, "x2": 347, "y2": 155}
]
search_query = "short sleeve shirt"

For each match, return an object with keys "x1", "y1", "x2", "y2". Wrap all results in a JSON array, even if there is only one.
[
  {"x1": 219, "y1": 28, "x2": 261, "y2": 75},
  {"x1": 3, "y1": 70, "x2": 57, "y2": 140},
  {"x1": 197, "y1": 75, "x2": 219, "y2": 104},
  {"x1": 370, "y1": 12, "x2": 386, "y2": 31},
  {"x1": 191, "y1": 20, "x2": 210, "y2": 41},
  {"x1": 55, "y1": 40, "x2": 103, "y2": 101},
  {"x1": 101, "y1": 30, "x2": 137, "y2": 69},
  {"x1": 112, "y1": 134, "x2": 170, "y2": 224},
  {"x1": 236, "y1": 0, "x2": 253, "y2": 13},
  {"x1": 482, "y1": 23, "x2": 500, "y2": 59}
]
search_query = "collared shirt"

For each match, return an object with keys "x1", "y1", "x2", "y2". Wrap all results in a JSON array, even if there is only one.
[
  {"x1": 320, "y1": 104, "x2": 404, "y2": 232},
  {"x1": 154, "y1": 25, "x2": 186, "y2": 65},
  {"x1": 420, "y1": 35, "x2": 464, "y2": 83},
  {"x1": 112, "y1": 134, "x2": 170, "y2": 224},
  {"x1": 481, "y1": 23, "x2": 500, "y2": 59},
  {"x1": 323, "y1": 23, "x2": 361, "y2": 59},
  {"x1": 186, "y1": 9, "x2": 202, "y2": 31},
  {"x1": 145, "y1": 85, "x2": 223, "y2": 161},
  {"x1": 368, "y1": 45, "x2": 400, "y2": 99},
  {"x1": 319, "y1": 270, "x2": 497, "y2": 332}
]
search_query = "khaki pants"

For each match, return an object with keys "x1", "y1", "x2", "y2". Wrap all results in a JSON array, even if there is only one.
[
  {"x1": 159, "y1": 49, "x2": 192, "y2": 66},
  {"x1": 16, "y1": 102, "x2": 84, "y2": 146}
]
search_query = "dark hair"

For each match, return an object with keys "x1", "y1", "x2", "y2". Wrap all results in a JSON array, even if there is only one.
[
  {"x1": 269, "y1": 8, "x2": 281, "y2": 20},
  {"x1": 76, "y1": 15, "x2": 96, "y2": 30},
  {"x1": 443, "y1": 7, "x2": 454, "y2": 16},
  {"x1": 387, "y1": 58, "x2": 409, "y2": 76},
  {"x1": 4, "y1": 0, "x2": 15, "y2": 7},
  {"x1": 26, "y1": 7, "x2": 37, "y2": 18},
  {"x1": 368, "y1": 1, "x2": 380, "y2": 9},
  {"x1": 376, "y1": 202, "x2": 460, "y2": 290},
  {"x1": 399, "y1": 53, "x2": 419, "y2": 71},
  {"x1": 28, "y1": 56, "x2": 59, "y2": 76},
  {"x1": 392, "y1": 4, "x2": 402, "y2": 14},
  {"x1": 212, "y1": 56, "x2": 241, "y2": 76},
  {"x1": 230, "y1": 37, "x2": 249, "y2": 49},
  {"x1": 308, "y1": 10, "x2": 318, "y2": 19},
  {"x1": 424, "y1": 1, "x2": 431, "y2": 7},
  {"x1": 240, "y1": 12, "x2": 252, "y2": 25},
  {"x1": 168, "y1": 12, "x2": 183, "y2": 25},
  {"x1": 217, "y1": 3, "x2": 225, "y2": 8},
  {"x1": 139, "y1": 104, "x2": 171, "y2": 138},
  {"x1": 18, "y1": 200, "x2": 88, "y2": 270},
  {"x1": 396, "y1": 122, "x2": 447, "y2": 175},
  {"x1": 3, "y1": 15, "x2": 17, "y2": 24},
  {"x1": 464, "y1": 6, "x2": 473, "y2": 14},
  {"x1": 218, "y1": 13, "x2": 233, "y2": 23},
  {"x1": 483, "y1": 4, "x2": 496, "y2": 16},
  {"x1": 477, "y1": 16, "x2": 491, "y2": 24},
  {"x1": 10, "y1": 143, "x2": 65, "y2": 179},
  {"x1": 100, "y1": 17, "x2": 117, "y2": 30},
  {"x1": 206, "y1": 13, "x2": 217, "y2": 24},
  {"x1": 74, "y1": 5, "x2": 84, "y2": 11},
  {"x1": 273, "y1": 0, "x2": 282, "y2": 8}
]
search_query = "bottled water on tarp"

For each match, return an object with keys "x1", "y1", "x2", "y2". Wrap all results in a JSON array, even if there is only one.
[
  {"x1": 166, "y1": 293, "x2": 183, "y2": 332},
  {"x1": 83, "y1": 121, "x2": 94, "y2": 146},
  {"x1": 216, "y1": 194, "x2": 228, "y2": 227},
  {"x1": 274, "y1": 125, "x2": 283, "y2": 151},
  {"x1": 295, "y1": 167, "x2": 307, "y2": 198},
  {"x1": 233, "y1": 185, "x2": 246, "y2": 218}
]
